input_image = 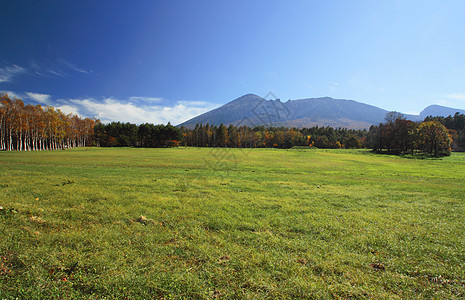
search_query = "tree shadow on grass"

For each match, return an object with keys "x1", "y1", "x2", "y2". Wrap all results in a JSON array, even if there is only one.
[{"x1": 369, "y1": 150, "x2": 446, "y2": 160}]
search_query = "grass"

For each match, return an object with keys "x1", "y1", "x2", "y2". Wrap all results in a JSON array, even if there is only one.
[{"x1": 1, "y1": 147, "x2": 465, "y2": 299}]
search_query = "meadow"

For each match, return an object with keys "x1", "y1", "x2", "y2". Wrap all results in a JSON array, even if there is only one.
[{"x1": 1, "y1": 147, "x2": 464, "y2": 299}]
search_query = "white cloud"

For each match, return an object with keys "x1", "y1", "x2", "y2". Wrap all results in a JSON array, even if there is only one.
[
  {"x1": 437, "y1": 99, "x2": 449, "y2": 105},
  {"x1": 1, "y1": 90, "x2": 53, "y2": 106},
  {"x1": 57, "y1": 59, "x2": 90, "y2": 74},
  {"x1": 0, "y1": 90, "x2": 22, "y2": 99},
  {"x1": 0, "y1": 65, "x2": 26, "y2": 83},
  {"x1": 46, "y1": 69, "x2": 65, "y2": 77},
  {"x1": 433, "y1": 93, "x2": 465, "y2": 109},
  {"x1": 446, "y1": 93, "x2": 465, "y2": 101},
  {"x1": 404, "y1": 110, "x2": 421, "y2": 115},
  {"x1": 60, "y1": 97, "x2": 219, "y2": 125},
  {"x1": 29, "y1": 59, "x2": 92, "y2": 78},
  {"x1": 177, "y1": 100, "x2": 211, "y2": 106},
  {"x1": 55, "y1": 104, "x2": 80, "y2": 115},
  {"x1": 129, "y1": 96, "x2": 163, "y2": 103},
  {"x1": 26, "y1": 92, "x2": 52, "y2": 105},
  {"x1": 2, "y1": 89, "x2": 218, "y2": 125}
]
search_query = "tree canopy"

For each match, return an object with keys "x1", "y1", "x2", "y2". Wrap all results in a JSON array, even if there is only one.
[
  {"x1": 424, "y1": 113, "x2": 465, "y2": 151},
  {"x1": 94, "y1": 122, "x2": 182, "y2": 147},
  {"x1": 367, "y1": 112, "x2": 452, "y2": 156}
]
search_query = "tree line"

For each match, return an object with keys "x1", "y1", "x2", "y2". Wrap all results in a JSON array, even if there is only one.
[
  {"x1": 366, "y1": 112, "x2": 454, "y2": 156},
  {"x1": 93, "y1": 122, "x2": 182, "y2": 147},
  {"x1": 181, "y1": 112, "x2": 463, "y2": 157},
  {"x1": 0, "y1": 93, "x2": 95, "y2": 151},
  {"x1": 2, "y1": 92, "x2": 463, "y2": 156},
  {"x1": 424, "y1": 112, "x2": 465, "y2": 152},
  {"x1": 180, "y1": 123, "x2": 367, "y2": 149}
]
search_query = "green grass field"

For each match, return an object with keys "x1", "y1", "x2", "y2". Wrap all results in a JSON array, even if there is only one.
[{"x1": 1, "y1": 147, "x2": 465, "y2": 299}]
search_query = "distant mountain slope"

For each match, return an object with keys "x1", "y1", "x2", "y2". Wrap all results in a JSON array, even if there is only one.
[
  {"x1": 420, "y1": 105, "x2": 465, "y2": 119},
  {"x1": 178, "y1": 94, "x2": 464, "y2": 129},
  {"x1": 284, "y1": 97, "x2": 389, "y2": 128},
  {"x1": 178, "y1": 94, "x2": 265, "y2": 127}
]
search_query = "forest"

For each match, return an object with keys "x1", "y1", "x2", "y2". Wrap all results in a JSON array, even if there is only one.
[
  {"x1": 92, "y1": 122, "x2": 364, "y2": 149},
  {"x1": 366, "y1": 112, "x2": 462, "y2": 156},
  {"x1": 2, "y1": 93, "x2": 464, "y2": 156},
  {"x1": 0, "y1": 94, "x2": 95, "y2": 151},
  {"x1": 180, "y1": 123, "x2": 366, "y2": 149},
  {"x1": 93, "y1": 122, "x2": 182, "y2": 147},
  {"x1": 424, "y1": 112, "x2": 465, "y2": 152}
]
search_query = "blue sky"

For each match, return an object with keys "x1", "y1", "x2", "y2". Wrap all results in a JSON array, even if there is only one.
[{"x1": 1, "y1": 0, "x2": 465, "y2": 124}]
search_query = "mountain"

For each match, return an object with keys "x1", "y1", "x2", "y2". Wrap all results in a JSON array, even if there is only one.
[
  {"x1": 420, "y1": 105, "x2": 465, "y2": 119},
  {"x1": 283, "y1": 97, "x2": 390, "y2": 129},
  {"x1": 178, "y1": 94, "x2": 464, "y2": 129}
]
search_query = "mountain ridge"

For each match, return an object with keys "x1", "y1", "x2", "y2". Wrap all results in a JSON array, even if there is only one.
[{"x1": 178, "y1": 94, "x2": 465, "y2": 129}]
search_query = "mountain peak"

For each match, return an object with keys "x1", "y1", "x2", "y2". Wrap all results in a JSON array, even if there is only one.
[
  {"x1": 233, "y1": 93, "x2": 262, "y2": 101},
  {"x1": 420, "y1": 104, "x2": 465, "y2": 118}
]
